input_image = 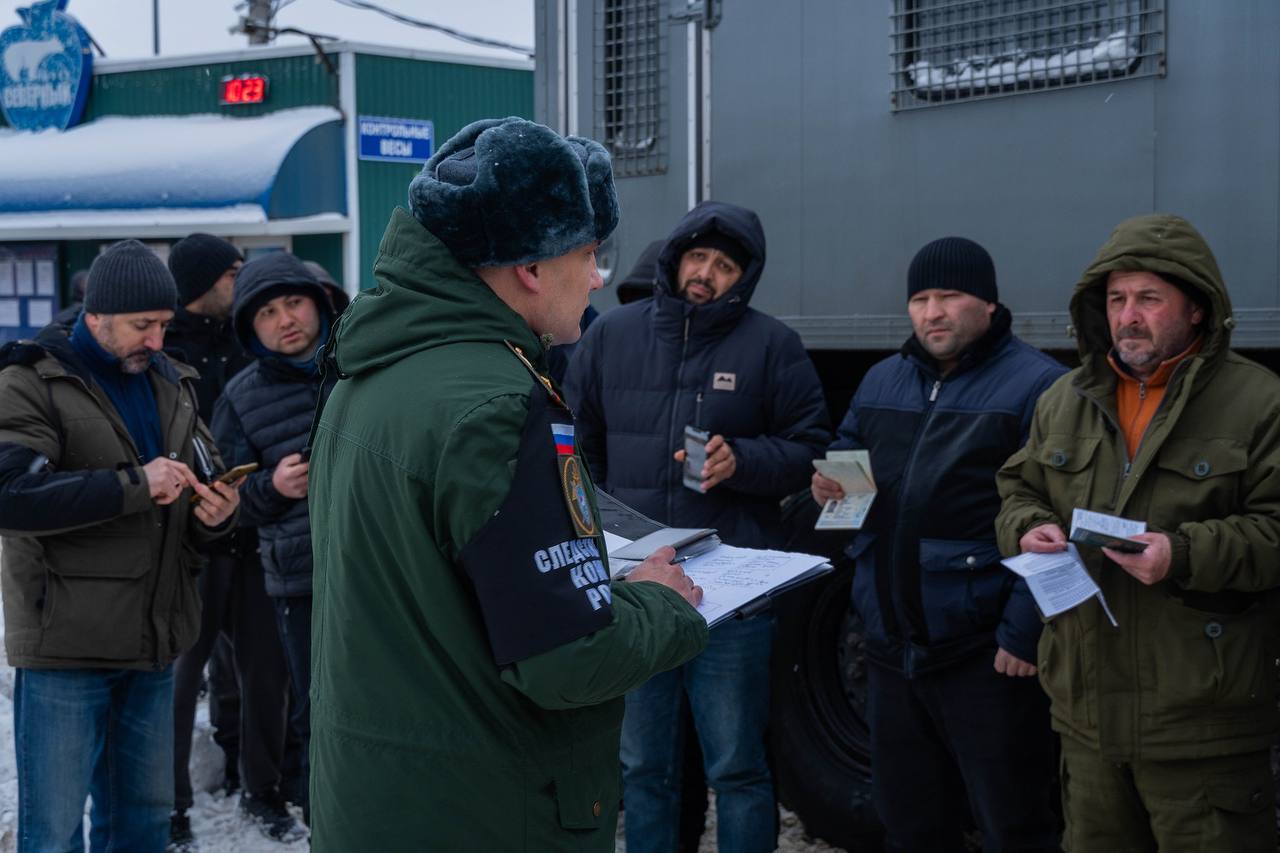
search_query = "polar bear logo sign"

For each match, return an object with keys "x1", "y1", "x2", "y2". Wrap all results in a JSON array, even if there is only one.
[{"x1": 3, "y1": 36, "x2": 61, "y2": 81}]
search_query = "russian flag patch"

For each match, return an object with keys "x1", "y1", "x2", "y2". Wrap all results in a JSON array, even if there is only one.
[{"x1": 551, "y1": 423, "x2": 576, "y2": 455}]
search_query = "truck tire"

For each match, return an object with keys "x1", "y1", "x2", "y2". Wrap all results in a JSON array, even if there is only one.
[{"x1": 770, "y1": 561, "x2": 883, "y2": 851}]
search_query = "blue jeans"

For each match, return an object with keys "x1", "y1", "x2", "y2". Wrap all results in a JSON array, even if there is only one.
[
  {"x1": 621, "y1": 613, "x2": 776, "y2": 853},
  {"x1": 15, "y1": 666, "x2": 174, "y2": 853}
]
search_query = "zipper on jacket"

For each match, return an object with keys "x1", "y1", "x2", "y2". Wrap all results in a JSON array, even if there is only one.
[
  {"x1": 1080, "y1": 357, "x2": 1192, "y2": 514},
  {"x1": 694, "y1": 392, "x2": 704, "y2": 429},
  {"x1": 664, "y1": 316, "x2": 693, "y2": 522},
  {"x1": 891, "y1": 372, "x2": 946, "y2": 664}
]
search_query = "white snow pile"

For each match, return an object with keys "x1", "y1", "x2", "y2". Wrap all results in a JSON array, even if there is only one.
[
  {"x1": 906, "y1": 29, "x2": 1137, "y2": 94},
  {"x1": 0, "y1": 106, "x2": 341, "y2": 212}
]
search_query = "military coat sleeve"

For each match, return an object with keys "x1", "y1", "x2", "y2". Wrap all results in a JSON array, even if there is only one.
[{"x1": 434, "y1": 385, "x2": 707, "y2": 710}]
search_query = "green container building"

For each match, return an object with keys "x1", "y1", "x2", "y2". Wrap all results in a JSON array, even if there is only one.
[{"x1": 0, "y1": 40, "x2": 532, "y2": 340}]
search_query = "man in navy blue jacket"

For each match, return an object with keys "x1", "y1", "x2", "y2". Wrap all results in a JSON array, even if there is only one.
[
  {"x1": 812, "y1": 237, "x2": 1064, "y2": 852},
  {"x1": 565, "y1": 201, "x2": 830, "y2": 853}
]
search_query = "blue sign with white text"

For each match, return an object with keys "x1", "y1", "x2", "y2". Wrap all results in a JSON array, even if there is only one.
[
  {"x1": 0, "y1": 0, "x2": 92, "y2": 132},
  {"x1": 358, "y1": 115, "x2": 434, "y2": 164}
]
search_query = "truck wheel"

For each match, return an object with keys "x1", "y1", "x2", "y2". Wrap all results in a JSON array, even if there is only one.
[{"x1": 770, "y1": 562, "x2": 883, "y2": 850}]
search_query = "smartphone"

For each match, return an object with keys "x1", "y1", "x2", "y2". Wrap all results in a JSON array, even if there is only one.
[
  {"x1": 682, "y1": 426, "x2": 710, "y2": 491},
  {"x1": 216, "y1": 462, "x2": 259, "y2": 484},
  {"x1": 189, "y1": 462, "x2": 259, "y2": 505},
  {"x1": 1069, "y1": 528, "x2": 1148, "y2": 553}
]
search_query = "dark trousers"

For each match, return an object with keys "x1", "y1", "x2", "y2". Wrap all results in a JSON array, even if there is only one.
[
  {"x1": 173, "y1": 553, "x2": 290, "y2": 811},
  {"x1": 272, "y1": 594, "x2": 312, "y2": 810},
  {"x1": 867, "y1": 651, "x2": 1060, "y2": 853},
  {"x1": 206, "y1": 634, "x2": 239, "y2": 780}
]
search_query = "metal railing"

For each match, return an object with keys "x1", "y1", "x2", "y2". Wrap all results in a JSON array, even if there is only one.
[
  {"x1": 594, "y1": 0, "x2": 667, "y2": 176},
  {"x1": 891, "y1": 0, "x2": 1165, "y2": 110}
]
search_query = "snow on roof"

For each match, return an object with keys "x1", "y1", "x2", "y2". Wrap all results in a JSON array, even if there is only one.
[
  {"x1": 0, "y1": 207, "x2": 351, "y2": 240},
  {"x1": 0, "y1": 106, "x2": 343, "y2": 214}
]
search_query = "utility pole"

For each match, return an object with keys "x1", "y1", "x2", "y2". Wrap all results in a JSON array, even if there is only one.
[
  {"x1": 247, "y1": 0, "x2": 274, "y2": 45},
  {"x1": 152, "y1": 0, "x2": 159, "y2": 55}
]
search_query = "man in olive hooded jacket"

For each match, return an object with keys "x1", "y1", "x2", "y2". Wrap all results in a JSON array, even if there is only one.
[
  {"x1": 307, "y1": 117, "x2": 708, "y2": 852},
  {"x1": 996, "y1": 213, "x2": 1280, "y2": 851}
]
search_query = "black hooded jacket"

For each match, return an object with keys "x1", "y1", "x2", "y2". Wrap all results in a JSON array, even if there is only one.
[
  {"x1": 212, "y1": 255, "x2": 333, "y2": 598},
  {"x1": 564, "y1": 201, "x2": 831, "y2": 548}
]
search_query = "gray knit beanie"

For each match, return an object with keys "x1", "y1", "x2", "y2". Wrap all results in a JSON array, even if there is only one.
[{"x1": 84, "y1": 240, "x2": 178, "y2": 314}]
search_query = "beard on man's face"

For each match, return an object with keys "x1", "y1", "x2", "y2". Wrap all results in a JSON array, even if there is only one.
[{"x1": 119, "y1": 350, "x2": 153, "y2": 374}]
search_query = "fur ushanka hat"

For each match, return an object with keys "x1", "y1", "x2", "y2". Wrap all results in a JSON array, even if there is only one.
[{"x1": 407, "y1": 117, "x2": 619, "y2": 268}]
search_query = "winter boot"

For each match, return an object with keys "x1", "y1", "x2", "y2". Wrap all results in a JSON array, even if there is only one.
[
  {"x1": 166, "y1": 810, "x2": 196, "y2": 853},
  {"x1": 240, "y1": 789, "x2": 307, "y2": 843}
]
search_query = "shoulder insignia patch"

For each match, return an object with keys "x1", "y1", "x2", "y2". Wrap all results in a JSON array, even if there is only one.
[{"x1": 560, "y1": 455, "x2": 597, "y2": 537}]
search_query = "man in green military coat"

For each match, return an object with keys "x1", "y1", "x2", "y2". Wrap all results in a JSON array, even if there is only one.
[
  {"x1": 997, "y1": 213, "x2": 1280, "y2": 851},
  {"x1": 307, "y1": 117, "x2": 709, "y2": 851}
]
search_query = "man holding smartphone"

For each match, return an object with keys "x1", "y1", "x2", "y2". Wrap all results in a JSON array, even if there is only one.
[
  {"x1": 997, "y1": 214, "x2": 1280, "y2": 851},
  {"x1": 565, "y1": 201, "x2": 830, "y2": 853},
  {"x1": 0, "y1": 240, "x2": 240, "y2": 851},
  {"x1": 212, "y1": 252, "x2": 335, "y2": 840}
]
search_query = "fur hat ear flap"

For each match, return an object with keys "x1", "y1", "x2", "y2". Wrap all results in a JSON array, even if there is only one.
[
  {"x1": 572, "y1": 135, "x2": 621, "y2": 250},
  {"x1": 407, "y1": 117, "x2": 619, "y2": 268}
]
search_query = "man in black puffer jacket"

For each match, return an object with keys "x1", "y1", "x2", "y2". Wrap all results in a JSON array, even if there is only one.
[
  {"x1": 213, "y1": 252, "x2": 335, "y2": 839},
  {"x1": 164, "y1": 234, "x2": 293, "y2": 851},
  {"x1": 564, "y1": 201, "x2": 830, "y2": 853}
]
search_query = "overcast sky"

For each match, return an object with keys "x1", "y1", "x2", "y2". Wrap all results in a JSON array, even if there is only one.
[{"x1": 0, "y1": 0, "x2": 534, "y2": 63}]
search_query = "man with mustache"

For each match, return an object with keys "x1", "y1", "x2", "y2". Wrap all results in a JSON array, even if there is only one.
[
  {"x1": 0, "y1": 239, "x2": 241, "y2": 851},
  {"x1": 812, "y1": 237, "x2": 1064, "y2": 851},
  {"x1": 998, "y1": 214, "x2": 1280, "y2": 851},
  {"x1": 565, "y1": 201, "x2": 831, "y2": 853}
]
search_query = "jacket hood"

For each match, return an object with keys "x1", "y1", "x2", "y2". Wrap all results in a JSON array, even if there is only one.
[
  {"x1": 1070, "y1": 214, "x2": 1233, "y2": 364},
  {"x1": 328, "y1": 207, "x2": 544, "y2": 378},
  {"x1": 231, "y1": 253, "x2": 331, "y2": 352},
  {"x1": 654, "y1": 201, "x2": 766, "y2": 329}
]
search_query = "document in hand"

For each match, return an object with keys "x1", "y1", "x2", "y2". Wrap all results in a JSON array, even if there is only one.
[
  {"x1": 1001, "y1": 545, "x2": 1118, "y2": 627},
  {"x1": 812, "y1": 450, "x2": 876, "y2": 530},
  {"x1": 1068, "y1": 508, "x2": 1147, "y2": 552},
  {"x1": 595, "y1": 490, "x2": 832, "y2": 627}
]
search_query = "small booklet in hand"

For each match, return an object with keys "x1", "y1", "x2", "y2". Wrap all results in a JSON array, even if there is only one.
[{"x1": 813, "y1": 450, "x2": 877, "y2": 530}]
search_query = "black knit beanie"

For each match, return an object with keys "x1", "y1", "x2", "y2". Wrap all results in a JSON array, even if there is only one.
[
  {"x1": 168, "y1": 233, "x2": 243, "y2": 305},
  {"x1": 682, "y1": 228, "x2": 752, "y2": 273},
  {"x1": 84, "y1": 240, "x2": 177, "y2": 314},
  {"x1": 907, "y1": 237, "x2": 998, "y2": 304}
]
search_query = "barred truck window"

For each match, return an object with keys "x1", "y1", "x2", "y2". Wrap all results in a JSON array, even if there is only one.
[
  {"x1": 890, "y1": 0, "x2": 1166, "y2": 110},
  {"x1": 595, "y1": 0, "x2": 667, "y2": 176}
]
